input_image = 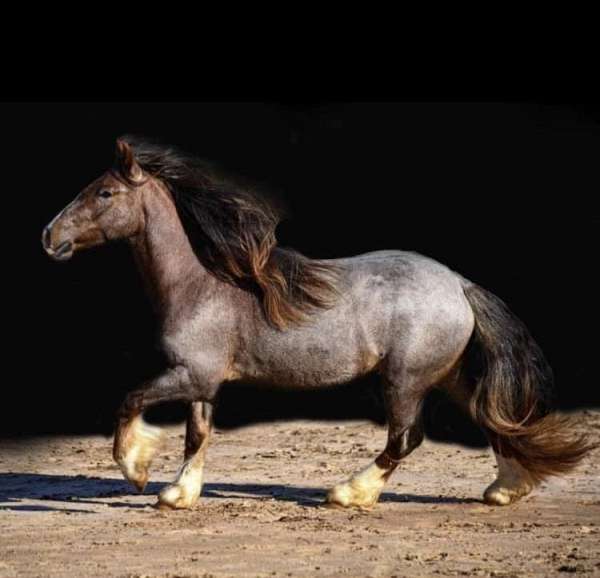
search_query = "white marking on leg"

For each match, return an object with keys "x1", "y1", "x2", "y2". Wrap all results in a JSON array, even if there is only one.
[
  {"x1": 484, "y1": 453, "x2": 536, "y2": 506},
  {"x1": 327, "y1": 462, "x2": 389, "y2": 509},
  {"x1": 158, "y1": 456, "x2": 205, "y2": 509},
  {"x1": 114, "y1": 415, "x2": 164, "y2": 491},
  {"x1": 158, "y1": 412, "x2": 211, "y2": 511}
]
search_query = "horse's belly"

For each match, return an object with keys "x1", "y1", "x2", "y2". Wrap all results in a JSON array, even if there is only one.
[{"x1": 236, "y1": 332, "x2": 382, "y2": 389}]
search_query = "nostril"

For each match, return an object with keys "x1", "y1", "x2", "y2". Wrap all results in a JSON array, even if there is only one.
[{"x1": 42, "y1": 226, "x2": 52, "y2": 249}]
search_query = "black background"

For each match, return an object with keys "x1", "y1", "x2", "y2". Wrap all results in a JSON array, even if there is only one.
[{"x1": 3, "y1": 102, "x2": 599, "y2": 442}]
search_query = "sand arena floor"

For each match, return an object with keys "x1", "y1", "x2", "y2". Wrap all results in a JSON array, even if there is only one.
[{"x1": 1, "y1": 411, "x2": 599, "y2": 578}]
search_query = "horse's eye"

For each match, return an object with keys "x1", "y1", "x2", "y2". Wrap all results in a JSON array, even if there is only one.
[{"x1": 98, "y1": 190, "x2": 112, "y2": 199}]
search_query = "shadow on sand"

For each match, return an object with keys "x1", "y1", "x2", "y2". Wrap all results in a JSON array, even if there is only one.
[{"x1": 0, "y1": 472, "x2": 480, "y2": 512}]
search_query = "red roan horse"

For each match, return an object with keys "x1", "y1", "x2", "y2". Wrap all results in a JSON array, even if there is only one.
[{"x1": 42, "y1": 138, "x2": 592, "y2": 510}]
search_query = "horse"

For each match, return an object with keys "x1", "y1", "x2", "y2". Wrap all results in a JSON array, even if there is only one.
[{"x1": 42, "y1": 137, "x2": 592, "y2": 511}]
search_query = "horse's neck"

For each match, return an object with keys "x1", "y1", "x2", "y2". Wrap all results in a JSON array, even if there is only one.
[{"x1": 128, "y1": 181, "x2": 210, "y2": 319}]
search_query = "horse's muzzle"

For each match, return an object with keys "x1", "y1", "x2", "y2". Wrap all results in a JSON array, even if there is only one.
[
  {"x1": 52, "y1": 241, "x2": 74, "y2": 261},
  {"x1": 42, "y1": 226, "x2": 74, "y2": 261}
]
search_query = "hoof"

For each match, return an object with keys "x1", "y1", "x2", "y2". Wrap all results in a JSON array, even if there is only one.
[
  {"x1": 156, "y1": 483, "x2": 200, "y2": 510},
  {"x1": 325, "y1": 483, "x2": 379, "y2": 510},
  {"x1": 325, "y1": 463, "x2": 388, "y2": 509},
  {"x1": 321, "y1": 500, "x2": 347, "y2": 510},
  {"x1": 483, "y1": 480, "x2": 533, "y2": 506},
  {"x1": 484, "y1": 455, "x2": 536, "y2": 506},
  {"x1": 114, "y1": 416, "x2": 165, "y2": 492},
  {"x1": 132, "y1": 472, "x2": 149, "y2": 493}
]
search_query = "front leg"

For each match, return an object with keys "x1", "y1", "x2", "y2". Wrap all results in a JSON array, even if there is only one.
[
  {"x1": 113, "y1": 366, "x2": 195, "y2": 492},
  {"x1": 158, "y1": 402, "x2": 213, "y2": 509}
]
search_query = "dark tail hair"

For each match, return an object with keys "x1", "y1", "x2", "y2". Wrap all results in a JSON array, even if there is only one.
[{"x1": 462, "y1": 282, "x2": 594, "y2": 484}]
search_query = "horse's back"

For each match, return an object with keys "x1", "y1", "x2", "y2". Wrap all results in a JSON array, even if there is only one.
[{"x1": 231, "y1": 250, "x2": 474, "y2": 388}]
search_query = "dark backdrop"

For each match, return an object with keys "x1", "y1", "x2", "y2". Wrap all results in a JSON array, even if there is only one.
[{"x1": 4, "y1": 102, "x2": 599, "y2": 442}]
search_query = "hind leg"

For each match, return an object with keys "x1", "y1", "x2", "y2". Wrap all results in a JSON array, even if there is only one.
[
  {"x1": 158, "y1": 402, "x2": 213, "y2": 510},
  {"x1": 326, "y1": 375, "x2": 425, "y2": 509},
  {"x1": 444, "y1": 379, "x2": 537, "y2": 505},
  {"x1": 483, "y1": 447, "x2": 536, "y2": 505}
]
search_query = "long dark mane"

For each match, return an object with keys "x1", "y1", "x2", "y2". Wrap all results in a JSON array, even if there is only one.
[{"x1": 117, "y1": 135, "x2": 340, "y2": 329}]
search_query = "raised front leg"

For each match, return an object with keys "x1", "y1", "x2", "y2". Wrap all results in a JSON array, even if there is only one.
[
  {"x1": 158, "y1": 402, "x2": 213, "y2": 510},
  {"x1": 113, "y1": 366, "x2": 196, "y2": 492}
]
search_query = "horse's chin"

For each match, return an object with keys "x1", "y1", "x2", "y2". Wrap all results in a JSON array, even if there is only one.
[{"x1": 51, "y1": 250, "x2": 74, "y2": 262}]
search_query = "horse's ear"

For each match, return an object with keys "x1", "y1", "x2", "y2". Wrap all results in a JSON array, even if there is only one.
[{"x1": 115, "y1": 139, "x2": 144, "y2": 183}]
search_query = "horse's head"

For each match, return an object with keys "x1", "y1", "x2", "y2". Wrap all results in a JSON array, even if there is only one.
[{"x1": 42, "y1": 139, "x2": 147, "y2": 261}]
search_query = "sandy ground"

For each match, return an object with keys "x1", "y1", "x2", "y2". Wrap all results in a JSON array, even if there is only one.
[{"x1": 1, "y1": 410, "x2": 599, "y2": 578}]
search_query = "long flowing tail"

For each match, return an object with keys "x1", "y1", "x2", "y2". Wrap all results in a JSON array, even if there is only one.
[{"x1": 461, "y1": 282, "x2": 594, "y2": 483}]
